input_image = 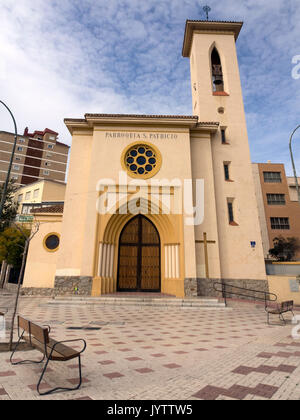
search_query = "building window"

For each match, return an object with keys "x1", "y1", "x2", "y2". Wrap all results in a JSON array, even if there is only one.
[
  {"x1": 19, "y1": 138, "x2": 25, "y2": 143},
  {"x1": 43, "y1": 170, "x2": 50, "y2": 176},
  {"x1": 33, "y1": 189, "x2": 40, "y2": 198},
  {"x1": 224, "y1": 163, "x2": 231, "y2": 181},
  {"x1": 47, "y1": 144, "x2": 54, "y2": 150},
  {"x1": 17, "y1": 194, "x2": 23, "y2": 203},
  {"x1": 43, "y1": 233, "x2": 60, "y2": 252},
  {"x1": 270, "y1": 217, "x2": 290, "y2": 230},
  {"x1": 263, "y1": 172, "x2": 282, "y2": 183},
  {"x1": 46, "y1": 153, "x2": 52, "y2": 158},
  {"x1": 45, "y1": 162, "x2": 51, "y2": 167},
  {"x1": 228, "y1": 202, "x2": 234, "y2": 223},
  {"x1": 221, "y1": 129, "x2": 227, "y2": 144},
  {"x1": 49, "y1": 136, "x2": 56, "y2": 141},
  {"x1": 11, "y1": 176, "x2": 18, "y2": 181},
  {"x1": 15, "y1": 157, "x2": 21, "y2": 161},
  {"x1": 122, "y1": 143, "x2": 162, "y2": 179},
  {"x1": 17, "y1": 146, "x2": 23, "y2": 152},
  {"x1": 25, "y1": 191, "x2": 31, "y2": 200},
  {"x1": 227, "y1": 198, "x2": 238, "y2": 225},
  {"x1": 13, "y1": 165, "x2": 20, "y2": 171},
  {"x1": 267, "y1": 194, "x2": 286, "y2": 205}
]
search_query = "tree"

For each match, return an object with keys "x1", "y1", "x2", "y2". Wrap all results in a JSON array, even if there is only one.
[
  {"x1": 0, "y1": 227, "x2": 30, "y2": 268},
  {"x1": 0, "y1": 180, "x2": 18, "y2": 231},
  {"x1": 269, "y1": 236, "x2": 300, "y2": 262}
]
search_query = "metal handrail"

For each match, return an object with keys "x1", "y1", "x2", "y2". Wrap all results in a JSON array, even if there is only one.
[{"x1": 213, "y1": 282, "x2": 277, "y2": 307}]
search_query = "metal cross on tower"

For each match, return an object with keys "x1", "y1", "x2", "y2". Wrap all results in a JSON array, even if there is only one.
[{"x1": 203, "y1": 5, "x2": 211, "y2": 21}]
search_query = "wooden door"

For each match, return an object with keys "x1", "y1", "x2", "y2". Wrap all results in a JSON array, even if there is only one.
[{"x1": 117, "y1": 215, "x2": 161, "y2": 292}]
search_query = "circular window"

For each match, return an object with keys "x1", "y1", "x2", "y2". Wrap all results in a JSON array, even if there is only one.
[
  {"x1": 122, "y1": 142, "x2": 162, "y2": 179},
  {"x1": 43, "y1": 233, "x2": 60, "y2": 252}
]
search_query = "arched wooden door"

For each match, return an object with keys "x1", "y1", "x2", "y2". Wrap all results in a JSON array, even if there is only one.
[{"x1": 117, "y1": 215, "x2": 161, "y2": 292}]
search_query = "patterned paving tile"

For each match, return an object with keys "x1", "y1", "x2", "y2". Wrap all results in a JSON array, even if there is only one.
[
  {"x1": 1, "y1": 294, "x2": 300, "y2": 400},
  {"x1": 125, "y1": 357, "x2": 143, "y2": 362},
  {"x1": 150, "y1": 354, "x2": 166, "y2": 358},
  {"x1": 163, "y1": 363, "x2": 181, "y2": 369},
  {"x1": 0, "y1": 371, "x2": 16, "y2": 377},
  {"x1": 98, "y1": 360, "x2": 115, "y2": 365},
  {"x1": 28, "y1": 383, "x2": 50, "y2": 391},
  {"x1": 68, "y1": 377, "x2": 90, "y2": 385},
  {"x1": 103, "y1": 372, "x2": 125, "y2": 380},
  {"x1": 193, "y1": 383, "x2": 279, "y2": 400},
  {"x1": 135, "y1": 368, "x2": 154, "y2": 374}
]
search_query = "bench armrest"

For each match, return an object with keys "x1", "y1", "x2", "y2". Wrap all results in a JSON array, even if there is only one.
[
  {"x1": 49, "y1": 339, "x2": 87, "y2": 355},
  {"x1": 43, "y1": 325, "x2": 51, "y2": 334}
]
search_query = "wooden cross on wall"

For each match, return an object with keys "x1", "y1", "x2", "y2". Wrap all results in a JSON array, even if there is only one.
[{"x1": 195, "y1": 233, "x2": 216, "y2": 279}]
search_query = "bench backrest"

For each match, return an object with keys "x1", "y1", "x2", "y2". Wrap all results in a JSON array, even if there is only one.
[
  {"x1": 281, "y1": 301, "x2": 294, "y2": 310},
  {"x1": 18, "y1": 316, "x2": 49, "y2": 345}
]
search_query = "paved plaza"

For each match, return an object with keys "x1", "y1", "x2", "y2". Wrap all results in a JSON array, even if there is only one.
[{"x1": 0, "y1": 295, "x2": 300, "y2": 400}]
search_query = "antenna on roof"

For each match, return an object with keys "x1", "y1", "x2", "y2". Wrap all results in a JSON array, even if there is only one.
[{"x1": 203, "y1": 5, "x2": 211, "y2": 21}]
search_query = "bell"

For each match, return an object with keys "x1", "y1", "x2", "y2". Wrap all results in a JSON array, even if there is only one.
[
  {"x1": 212, "y1": 64, "x2": 223, "y2": 86},
  {"x1": 214, "y1": 76, "x2": 223, "y2": 86},
  {"x1": 213, "y1": 76, "x2": 223, "y2": 85}
]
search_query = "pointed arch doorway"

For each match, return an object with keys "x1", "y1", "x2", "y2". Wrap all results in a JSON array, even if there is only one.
[{"x1": 117, "y1": 215, "x2": 161, "y2": 292}]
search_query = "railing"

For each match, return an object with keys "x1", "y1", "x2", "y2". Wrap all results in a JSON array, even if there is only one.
[{"x1": 213, "y1": 282, "x2": 277, "y2": 308}]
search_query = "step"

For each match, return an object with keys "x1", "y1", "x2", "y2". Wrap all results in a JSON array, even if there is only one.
[
  {"x1": 48, "y1": 296, "x2": 227, "y2": 309},
  {"x1": 53, "y1": 296, "x2": 220, "y2": 303}
]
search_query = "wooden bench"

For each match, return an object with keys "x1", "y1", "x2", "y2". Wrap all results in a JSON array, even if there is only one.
[
  {"x1": 10, "y1": 316, "x2": 87, "y2": 395},
  {"x1": 266, "y1": 300, "x2": 295, "y2": 325}
]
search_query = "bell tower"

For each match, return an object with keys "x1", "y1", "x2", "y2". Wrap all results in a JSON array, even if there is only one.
[
  {"x1": 182, "y1": 20, "x2": 244, "y2": 120},
  {"x1": 182, "y1": 20, "x2": 267, "y2": 285}
]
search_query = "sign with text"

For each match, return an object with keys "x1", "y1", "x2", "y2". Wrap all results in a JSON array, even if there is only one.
[
  {"x1": 105, "y1": 132, "x2": 178, "y2": 140},
  {"x1": 16, "y1": 215, "x2": 34, "y2": 223}
]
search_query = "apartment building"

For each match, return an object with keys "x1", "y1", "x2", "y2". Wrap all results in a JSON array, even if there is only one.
[
  {"x1": 252, "y1": 163, "x2": 300, "y2": 258},
  {"x1": 15, "y1": 179, "x2": 66, "y2": 215},
  {"x1": 0, "y1": 127, "x2": 69, "y2": 186}
]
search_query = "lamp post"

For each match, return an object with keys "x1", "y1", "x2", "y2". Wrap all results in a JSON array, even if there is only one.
[
  {"x1": 289, "y1": 125, "x2": 300, "y2": 204},
  {"x1": 0, "y1": 101, "x2": 18, "y2": 220}
]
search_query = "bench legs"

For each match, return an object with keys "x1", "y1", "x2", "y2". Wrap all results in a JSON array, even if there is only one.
[
  {"x1": 37, "y1": 355, "x2": 83, "y2": 396},
  {"x1": 267, "y1": 310, "x2": 294, "y2": 326},
  {"x1": 10, "y1": 332, "x2": 46, "y2": 365}
]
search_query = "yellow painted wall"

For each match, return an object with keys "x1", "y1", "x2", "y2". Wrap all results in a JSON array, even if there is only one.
[
  {"x1": 189, "y1": 27, "x2": 266, "y2": 281},
  {"x1": 56, "y1": 132, "x2": 93, "y2": 277},
  {"x1": 267, "y1": 275, "x2": 300, "y2": 305},
  {"x1": 23, "y1": 216, "x2": 62, "y2": 288}
]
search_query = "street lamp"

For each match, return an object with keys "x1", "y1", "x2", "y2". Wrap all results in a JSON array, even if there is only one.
[
  {"x1": 0, "y1": 100, "x2": 18, "y2": 220},
  {"x1": 289, "y1": 125, "x2": 300, "y2": 204}
]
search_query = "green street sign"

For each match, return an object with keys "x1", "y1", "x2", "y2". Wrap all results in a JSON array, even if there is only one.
[{"x1": 17, "y1": 215, "x2": 34, "y2": 222}]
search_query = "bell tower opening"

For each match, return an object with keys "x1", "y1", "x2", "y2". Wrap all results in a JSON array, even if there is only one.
[{"x1": 211, "y1": 47, "x2": 224, "y2": 92}]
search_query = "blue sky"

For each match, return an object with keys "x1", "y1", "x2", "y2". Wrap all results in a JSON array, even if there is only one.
[{"x1": 0, "y1": 0, "x2": 299, "y2": 175}]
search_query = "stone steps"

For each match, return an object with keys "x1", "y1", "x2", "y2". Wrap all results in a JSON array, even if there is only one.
[{"x1": 48, "y1": 296, "x2": 228, "y2": 309}]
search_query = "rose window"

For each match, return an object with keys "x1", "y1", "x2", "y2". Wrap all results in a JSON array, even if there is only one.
[{"x1": 124, "y1": 144, "x2": 160, "y2": 177}]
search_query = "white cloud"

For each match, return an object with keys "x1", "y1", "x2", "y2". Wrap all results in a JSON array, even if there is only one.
[{"x1": 0, "y1": 0, "x2": 299, "y2": 175}]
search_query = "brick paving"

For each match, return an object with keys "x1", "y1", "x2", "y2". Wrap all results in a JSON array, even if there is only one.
[{"x1": 0, "y1": 295, "x2": 300, "y2": 400}]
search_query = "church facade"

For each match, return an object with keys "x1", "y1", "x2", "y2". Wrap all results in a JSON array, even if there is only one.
[{"x1": 22, "y1": 20, "x2": 268, "y2": 298}]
